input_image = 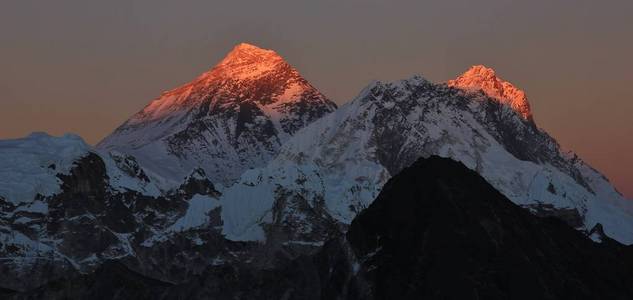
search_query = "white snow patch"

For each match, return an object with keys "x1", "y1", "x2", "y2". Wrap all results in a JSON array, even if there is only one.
[
  {"x1": 0, "y1": 133, "x2": 89, "y2": 204},
  {"x1": 168, "y1": 194, "x2": 221, "y2": 232}
]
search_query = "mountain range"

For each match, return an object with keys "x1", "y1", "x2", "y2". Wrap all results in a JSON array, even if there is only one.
[{"x1": 1, "y1": 43, "x2": 631, "y2": 297}]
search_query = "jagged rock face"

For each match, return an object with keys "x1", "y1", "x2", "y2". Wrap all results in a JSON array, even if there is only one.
[
  {"x1": 0, "y1": 134, "x2": 139, "y2": 290},
  {"x1": 0, "y1": 150, "x2": 185, "y2": 291},
  {"x1": 108, "y1": 151, "x2": 150, "y2": 183},
  {"x1": 97, "y1": 43, "x2": 337, "y2": 188},
  {"x1": 19, "y1": 157, "x2": 633, "y2": 299},
  {"x1": 0, "y1": 135, "x2": 224, "y2": 291},
  {"x1": 220, "y1": 74, "x2": 633, "y2": 245}
]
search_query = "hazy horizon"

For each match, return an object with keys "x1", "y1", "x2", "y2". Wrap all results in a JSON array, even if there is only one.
[{"x1": 2, "y1": 0, "x2": 631, "y2": 197}]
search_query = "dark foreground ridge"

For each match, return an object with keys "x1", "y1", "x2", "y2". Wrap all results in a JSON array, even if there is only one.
[
  {"x1": 14, "y1": 156, "x2": 633, "y2": 299},
  {"x1": 343, "y1": 156, "x2": 633, "y2": 299}
]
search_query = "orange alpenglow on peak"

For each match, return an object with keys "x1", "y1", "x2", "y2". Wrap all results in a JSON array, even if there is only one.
[
  {"x1": 230, "y1": 42, "x2": 275, "y2": 54},
  {"x1": 207, "y1": 42, "x2": 288, "y2": 80},
  {"x1": 448, "y1": 65, "x2": 533, "y2": 122},
  {"x1": 141, "y1": 43, "x2": 294, "y2": 115},
  {"x1": 219, "y1": 43, "x2": 281, "y2": 65},
  {"x1": 122, "y1": 42, "x2": 324, "y2": 125}
]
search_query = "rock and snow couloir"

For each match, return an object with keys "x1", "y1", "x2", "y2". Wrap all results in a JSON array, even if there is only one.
[{"x1": 97, "y1": 43, "x2": 337, "y2": 189}]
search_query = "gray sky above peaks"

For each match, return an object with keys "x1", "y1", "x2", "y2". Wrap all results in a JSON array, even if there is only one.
[{"x1": 1, "y1": 0, "x2": 632, "y2": 197}]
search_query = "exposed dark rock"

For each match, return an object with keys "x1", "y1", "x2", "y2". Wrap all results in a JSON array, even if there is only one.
[
  {"x1": 523, "y1": 202, "x2": 585, "y2": 229},
  {"x1": 0, "y1": 153, "x2": 188, "y2": 291},
  {"x1": 175, "y1": 168, "x2": 221, "y2": 199},
  {"x1": 547, "y1": 182, "x2": 557, "y2": 194},
  {"x1": 109, "y1": 152, "x2": 150, "y2": 183},
  {"x1": 56, "y1": 153, "x2": 108, "y2": 200},
  {"x1": 0, "y1": 196, "x2": 14, "y2": 211},
  {"x1": 235, "y1": 100, "x2": 278, "y2": 143}
]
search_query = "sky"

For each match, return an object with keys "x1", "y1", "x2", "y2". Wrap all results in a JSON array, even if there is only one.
[{"x1": 1, "y1": 0, "x2": 631, "y2": 197}]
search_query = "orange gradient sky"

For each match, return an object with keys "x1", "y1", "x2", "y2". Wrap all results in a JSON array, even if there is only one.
[{"x1": 1, "y1": 0, "x2": 632, "y2": 197}]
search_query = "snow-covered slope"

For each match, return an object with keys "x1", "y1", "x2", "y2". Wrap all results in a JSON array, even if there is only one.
[
  {"x1": 97, "y1": 43, "x2": 337, "y2": 188},
  {"x1": 0, "y1": 133, "x2": 159, "y2": 204},
  {"x1": 219, "y1": 68, "x2": 633, "y2": 245},
  {"x1": 0, "y1": 133, "x2": 90, "y2": 204}
]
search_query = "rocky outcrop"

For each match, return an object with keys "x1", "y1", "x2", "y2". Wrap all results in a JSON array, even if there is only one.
[
  {"x1": 523, "y1": 202, "x2": 585, "y2": 228},
  {"x1": 0, "y1": 151, "x2": 205, "y2": 291},
  {"x1": 108, "y1": 152, "x2": 150, "y2": 183},
  {"x1": 174, "y1": 168, "x2": 221, "y2": 199}
]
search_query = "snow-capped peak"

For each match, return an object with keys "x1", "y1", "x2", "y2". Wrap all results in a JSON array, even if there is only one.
[
  {"x1": 448, "y1": 65, "x2": 533, "y2": 121},
  {"x1": 219, "y1": 43, "x2": 280, "y2": 66},
  {"x1": 201, "y1": 42, "x2": 287, "y2": 81},
  {"x1": 97, "y1": 43, "x2": 336, "y2": 189},
  {"x1": 121, "y1": 42, "x2": 314, "y2": 126},
  {"x1": 231, "y1": 42, "x2": 273, "y2": 53}
]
